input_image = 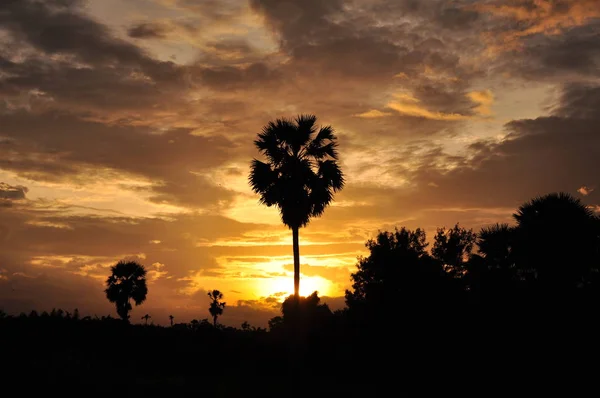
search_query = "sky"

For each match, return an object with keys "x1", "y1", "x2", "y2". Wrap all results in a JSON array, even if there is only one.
[{"x1": 1, "y1": 0, "x2": 599, "y2": 327}]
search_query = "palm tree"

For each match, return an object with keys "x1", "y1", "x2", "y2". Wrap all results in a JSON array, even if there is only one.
[
  {"x1": 477, "y1": 223, "x2": 515, "y2": 270},
  {"x1": 249, "y1": 114, "x2": 344, "y2": 298},
  {"x1": 469, "y1": 223, "x2": 518, "y2": 299},
  {"x1": 208, "y1": 290, "x2": 226, "y2": 327},
  {"x1": 169, "y1": 314, "x2": 174, "y2": 327},
  {"x1": 105, "y1": 261, "x2": 148, "y2": 323},
  {"x1": 513, "y1": 192, "x2": 600, "y2": 292},
  {"x1": 142, "y1": 314, "x2": 151, "y2": 325}
]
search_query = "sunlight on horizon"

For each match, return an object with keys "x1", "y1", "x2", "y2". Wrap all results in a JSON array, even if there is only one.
[{"x1": 255, "y1": 274, "x2": 335, "y2": 300}]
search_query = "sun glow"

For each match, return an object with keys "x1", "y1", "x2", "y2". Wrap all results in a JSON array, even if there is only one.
[{"x1": 257, "y1": 274, "x2": 334, "y2": 300}]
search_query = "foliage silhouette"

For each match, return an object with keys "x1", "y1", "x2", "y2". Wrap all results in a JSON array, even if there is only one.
[
  {"x1": 142, "y1": 313, "x2": 151, "y2": 325},
  {"x1": 466, "y1": 223, "x2": 518, "y2": 301},
  {"x1": 249, "y1": 114, "x2": 344, "y2": 297},
  {"x1": 477, "y1": 223, "x2": 515, "y2": 269},
  {"x1": 280, "y1": 291, "x2": 332, "y2": 326},
  {"x1": 512, "y1": 192, "x2": 600, "y2": 296},
  {"x1": 431, "y1": 223, "x2": 476, "y2": 276},
  {"x1": 345, "y1": 227, "x2": 459, "y2": 321},
  {"x1": 105, "y1": 260, "x2": 148, "y2": 323},
  {"x1": 208, "y1": 290, "x2": 226, "y2": 326},
  {"x1": 5, "y1": 191, "x2": 600, "y2": 394}
]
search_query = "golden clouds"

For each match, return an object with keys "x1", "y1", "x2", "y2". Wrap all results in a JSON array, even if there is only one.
[
  {"x1": 477, "y1": 0, "x2": 600, "y2": 53},
  {"x1": 353, "y1": 109, "x2": 392, "y2": 118},
  {"x1": 467, "y1": 89, "x2": 495, "y2": 116},
  {"x1": 385, "y1": 92, "x2": 468, "y2": 121},
  {"x1": 147, "y1": 262, "x2": 170, "y2": 282},
  {"x1": 387, "y1": 101, "x2": 469, "y2": 121},
  {"x1": 355, "y1": 90, "x2": 495, "y2": 121}
]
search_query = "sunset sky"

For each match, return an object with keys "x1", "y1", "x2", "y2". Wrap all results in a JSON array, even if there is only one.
[{"x1": 1, "y1": 0, "x2": 599, "y2": 326}]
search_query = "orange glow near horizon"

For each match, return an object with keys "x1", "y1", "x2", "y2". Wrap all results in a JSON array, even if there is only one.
[{"x1": 255, "y1": 274, "x2": 335, "y2": 301}]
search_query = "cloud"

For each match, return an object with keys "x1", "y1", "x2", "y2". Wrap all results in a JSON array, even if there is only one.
[
  {"x1": 128, "y1": 22, "x2": 175, "y2": 39},
  {"x1": 578, "y1": 186, "x2": 594, "y2": 196},
  {"x1": 147, "y1": 262, "x2": 169, "y2": 282},
  {"x1": 0, "y1": 112, "x2": 235, "y2": 209},
  {"x1": 476, "y1": 0, "x2": 600, "y2": 52},
  {"x1": 387, "y1": 101, "x2": 469, "y2": 121},
  {"x1": 0, "y1": 183, "x2": 28, "y2": 201},
  {"x1": 353, "y1": 110, "x2": 392, "y2": 119},
  {"x1": 467, "y1": 90, "x2": 495, "y2": 116}
]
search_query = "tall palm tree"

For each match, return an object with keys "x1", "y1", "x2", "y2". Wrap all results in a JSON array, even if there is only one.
[
  {"x1": 208, "y1": 290, "x2": 226, "y2": 327},
  {"x1": 169, "y1": 314, "x2": 174, "y2": 327},
  {"x1": 141, "y1": 314, "x2": 151, "y2": 325},
  {"x1": 249, "y1": 114, "x2": 344, "y2": 298},
  {"x1": 105, "y1": 261, "x2": 148, "y2": 323}
]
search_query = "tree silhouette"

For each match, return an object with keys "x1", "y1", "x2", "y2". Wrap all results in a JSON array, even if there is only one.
[
  {"x1": 432, "y1": 223, "x2": 476, "y2": 276},
  {"x1": 208, "y1": 290, "x2": 226, "y2": 326},
  {"x1": 249, "y1": 114, "x2": 344, "y2": 298},
  {"x1": 466, "y1": 223, "x2": 519, "y2": 300},
  {"x1": 345, "y1": 227, "x2": 456, "y2": 320},
  {"x1": 142, "y1": 314, "x2": 151, "y2": 325},
  {"x1": 512, "y1": 192, "x2": 600, "y2": 295},
  {"x1": 477, "y1": 223, "x2": 515, "y2": 270},
  {"x1": 105, "y1": 261, "x2": 148, "y2": 323},
  {"x1": 268, "y1": 316, "x2": 284, "y2": 332},
  {"x1": 169, "y1": 314, "x2": 174, "y2": 327},
  {"x1": 281, "y1": 291, "x2": 332, "y2": 326}
]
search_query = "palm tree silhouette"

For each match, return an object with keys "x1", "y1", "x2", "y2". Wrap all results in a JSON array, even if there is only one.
[
  {"x1": 105, "y1": 261, "x2": 148, "y2": 323},
  {"x1": 249, "y1": 114, "x2": 344, "y2": 297},
  {"x1": 142, "y1": 314, "x2": 151, "y2": 325},
  {"x1": 513, "y1": 192, "x2": 600, "y2": 292},
  {"x1": 208, "y1": 290, "x2": 226, "y2": 327},
  {"x1": 169, "y1": 314, "x2": 174, "y2": 327}
]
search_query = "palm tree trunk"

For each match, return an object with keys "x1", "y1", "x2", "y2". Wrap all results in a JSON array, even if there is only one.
[
  {"x1": 213, "y1": 316, "x2": 217, "y2": 327},
  {"x1": 293, "y1": 226, "x2": 300, "y2": 298}
]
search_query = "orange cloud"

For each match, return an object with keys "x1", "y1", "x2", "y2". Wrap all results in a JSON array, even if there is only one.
[
  {"x1": 353, "y1": 109, "x2": 392, "y2": 118},
  {"x1": 578, "y1": 186, "x2": 594, "y2": 196},
  {"x1": 385, "y1": 91, "x2": 464, "y2": 120},
  {"x1": 477, "y1": 0, "x2": 600, "y2": 53},
  {"x1": 467, "y1": 90, "x2": 495, "y2": 116}
]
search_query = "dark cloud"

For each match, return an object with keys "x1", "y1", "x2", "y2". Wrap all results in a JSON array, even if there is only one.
[
  {"x1": 247, "y1": 0, "x2": 486, "y2": 120},
  {"x1": 128, "y1": 22, "x2": 174, "y2": 39},
  {"x1": 334, "y1": 83, "x2": 600, "y2": 224},
  {"x1": 196, "y1": 62, "x2": 282, "y2": 90},
  {"x1": 0, "y1": 111, "x2": 235, "y2": 208},
  {"x1": 0, "y1": 0, "x2": 186, "y2": 118},
  {"x1": 495, "y1": 21, "x2": 600, "y2": 80},
  {"x1": 0, "y1": 183, "x2": 28, "y2": 201}
]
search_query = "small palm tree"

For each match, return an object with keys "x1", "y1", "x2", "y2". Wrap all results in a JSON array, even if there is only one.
[
  {"x1": 105, "y1": 261, "x2": 148, "y2": 323},
  {"x1": 477, "y1": 223, "x2": 515, "y2": 269},
  {"x1": 169, "y1": 314, "x2": 174, "y2": 327},
  {"x1": 208, "y1": 290, "x2": 226, "y2": 327},
  {"x1": 249, "y1": 114, "x2": 344, "y2": 298}
]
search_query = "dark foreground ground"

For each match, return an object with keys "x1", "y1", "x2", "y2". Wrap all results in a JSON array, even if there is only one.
[{"x1": 2, "y1": 310, "x2": 600, "y2": 396}]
